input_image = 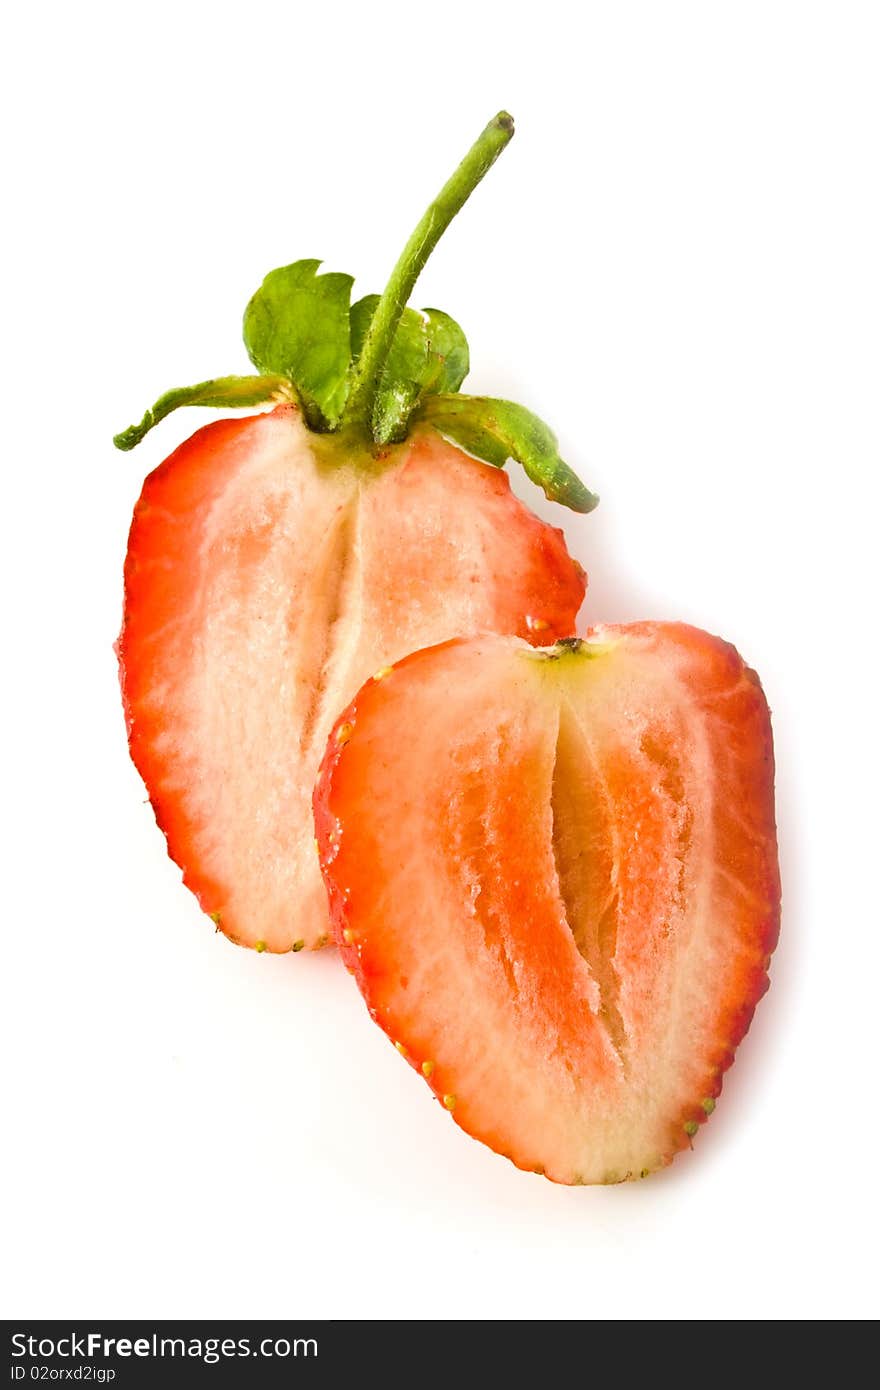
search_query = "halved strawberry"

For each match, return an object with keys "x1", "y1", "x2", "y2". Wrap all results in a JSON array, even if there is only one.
[
  {"x1": 314, "y1": 625, "x2": 780, "y2": 1183},
  {"x1": 119, "y1": 406, "x2": 584, "y2": 951},
  {"x1": 115, "y1": 112, "x2": 596, "y2": 953}
]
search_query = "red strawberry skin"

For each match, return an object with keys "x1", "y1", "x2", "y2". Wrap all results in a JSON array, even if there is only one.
[
  {"x1": 117, "y1": 405, "x2": 585, "y2": 952},
  {"x1": 314, "y1": 625, "x2": 780, "y2": 1183}
]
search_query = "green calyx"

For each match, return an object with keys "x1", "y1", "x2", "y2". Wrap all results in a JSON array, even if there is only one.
[
  {"x1": 349, "y1": 298, "x2": 469, "y2": 445},
  {"x1": 242, "y1": 260, "x2": 354, "y2": 430},
  {"x1": 113, "y1": 112, "x2": 598, "y2": 515},
  {"x1": 113, "y1": 376, "x2": 291, "y2": 451}
]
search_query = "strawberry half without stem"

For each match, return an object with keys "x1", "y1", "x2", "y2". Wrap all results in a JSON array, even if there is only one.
[
  {"x1": 314, "y1": 626, "x2": 780, "y2": 1183},
  {"x1": 115, "y1": 113, "x2": 594, "y2": 953}
]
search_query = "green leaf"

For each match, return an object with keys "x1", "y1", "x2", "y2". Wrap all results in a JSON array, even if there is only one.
[
  {"x1": 350, "y1": 296, "x2": 469, "y2": 444},
  {"x1": 243, "y1": 260, "x2": 354, "y2": 430},
  {"x1": 419, "y1": 394, "x2": 599, "y2": 513},
  {"x1": 113, "y1": 375, "x2": 290, "y2": 451}
]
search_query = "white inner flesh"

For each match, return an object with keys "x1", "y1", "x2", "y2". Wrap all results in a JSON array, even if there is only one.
[{"x1": 168, "y1": 429, "x2": 359, "y2": 948}]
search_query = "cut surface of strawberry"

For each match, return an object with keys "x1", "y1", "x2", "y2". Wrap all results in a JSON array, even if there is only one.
[
  {"x1": 314, "y1": 625, "x2": 780, "y2": 1183},
  {"x1": 118, "y1": 406, "x2": 584, "y2": 951}
]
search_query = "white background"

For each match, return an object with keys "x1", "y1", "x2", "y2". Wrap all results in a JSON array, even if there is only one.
[{"x1": 2, "y1": 1, "x2": 878, "y2": 1322}]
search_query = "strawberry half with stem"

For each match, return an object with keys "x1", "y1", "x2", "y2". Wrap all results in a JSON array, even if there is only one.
[
  {"x1": 115, "y1": 113, "x2": 594, "y2": 953},
  {"x1": 315, "y1": 626, "x2": 780, "y2": 1183}
]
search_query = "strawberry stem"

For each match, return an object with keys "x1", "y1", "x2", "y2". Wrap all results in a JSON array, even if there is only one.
[{"x1": 344, "y1": 112, "x2": 514, "y2": 433}]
